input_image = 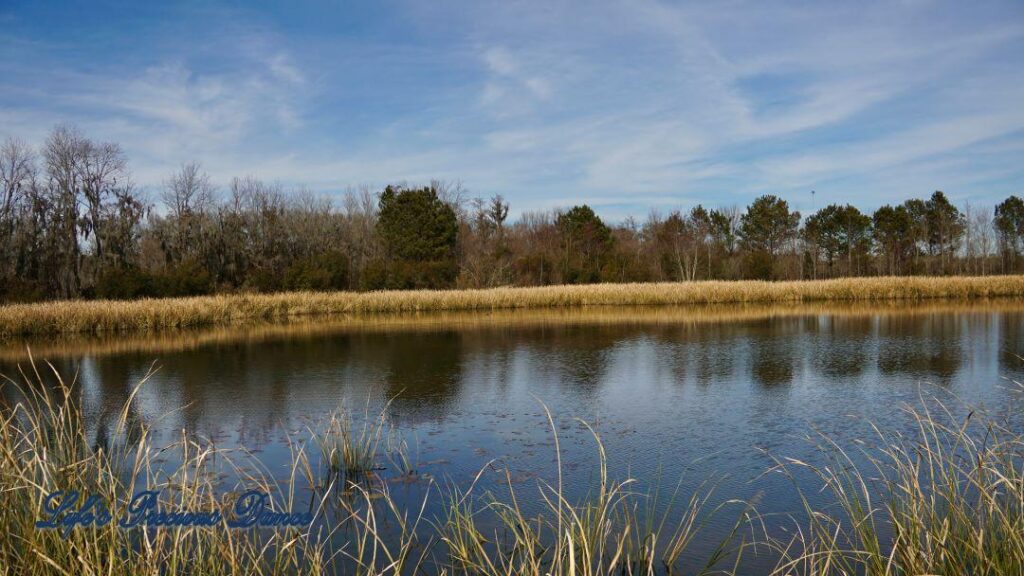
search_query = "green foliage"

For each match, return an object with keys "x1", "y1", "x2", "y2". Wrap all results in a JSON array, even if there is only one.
[
  {"x1": 378, "y1": 185, "x2": 458, "y2": 262},
  {"x1": 709, "y1": 210, "x2": 738, "y2": 253},
  {"x1": 95, "y1": 261, "x2": 215, "y2": 300},
  {"x1": 924, "y1": 191, "x2": 965, "y2": 256},
  {"x1": 556, "y1": 205, "x2": 613, "y2": 284},
  {"x1": 742, "y1": 250, "x2": 775, "y2": 281},
  {"x1": 376, "y1": 185, "x2": 459, "y2": 289},
  {"x1": 247, "y1": 269, "x2": 281, "y2": 293},
  {"x1": 359, "y1": 260, "x2": 389, "y2": 291},
  {"x1": 872, "y1": 204, "x2": 917, "y2": 275},
  {"x1": 739, "y1": 195, "x2": 800, "y2": 256},
  {"x1": 283, "y1": 251, "x2": 350, "y2": 291},
  {"x1": 152, "y1": 260, "x2": 214, "y2": 298},
  {"x1": 95, "y1": 267, "x2": 155, "y2": 300},
  {"x1": 995, "y1": 196, "x2": 1024, "y2": 240},
  {"x1": 804, "y1": 204, "x2": 872, "y2": 276},
  {"x1": 995, "y1": 196, "x2": 1024, "y2": 268},
  {"x1": 0, "y1": 278, "x2": 47, "y2": 303},
  {"x1": 739, "y1": 195, "x2": 800, "y2": 279},
  {"x1": 364, "y1": 259, "x2": 457, "y2": 291}
]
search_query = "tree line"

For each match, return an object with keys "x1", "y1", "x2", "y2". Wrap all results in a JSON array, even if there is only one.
[{"x1": 1, "y1": 126, "x2": 1024, "y2": 302}]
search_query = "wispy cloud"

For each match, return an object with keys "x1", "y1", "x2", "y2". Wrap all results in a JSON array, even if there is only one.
[
  {"x1": 479, "y1": 46, "x2": 554, "y2": 115},
  {"x1": 0, "y1": 0, "x2": 1021, "y2": 217}
]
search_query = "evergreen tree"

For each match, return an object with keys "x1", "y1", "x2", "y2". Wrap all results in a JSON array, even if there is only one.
[{"x1": 374, "y1": 185, "x2": 459, "y2": 289}]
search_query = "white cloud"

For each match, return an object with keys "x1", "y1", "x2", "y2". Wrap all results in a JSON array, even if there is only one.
[
  {"x1": 3, "y1": 0, "x2": 1023, "y2": 217},
  {"x1": 757, "y1": 110, "x2": 1024, "y2": 187},
  {"x1": 267, "y1": 53, "x2": 305, "y2": 85},
  {"x1": 1, "y1": 43, "x2": 311, "y2": 184},
  {"x1": 479, "y1": 46, "x2": 554, "y2": 114}
]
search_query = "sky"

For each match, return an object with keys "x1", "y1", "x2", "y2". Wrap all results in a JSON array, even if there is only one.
[{"x1": 1, "y1": 0, "x2": 1023, "y2": 221}]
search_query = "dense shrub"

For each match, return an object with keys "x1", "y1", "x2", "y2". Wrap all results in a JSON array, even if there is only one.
[
  {"x1": 743, "y1": 250, "x2": 775, "y2": 280},
  {"x1": 283, "y1": 251, "x2": 350, "y2": 291},
  {"x1": 95, "y1": 268, "x2": 155, "y2": 300},
  {"x1": 358, "y1": 260, "x2": 457, "y2": 291},
  {"x1": 153, "y1": 261, "x2": 214, "y2": 298},
  {"x1": 0, "y1": 278, "x2": 48, "y2": 303},
  {"x1": 95, "y1": 262, "x2": 215, "y2": 300},
  {"x1": 247, "y1": 268, "x2": 283, "y2": 293}
]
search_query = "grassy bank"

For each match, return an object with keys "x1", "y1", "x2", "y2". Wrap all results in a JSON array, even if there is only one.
[
  {"x1": 5, "y1": 298, "x2": 1024, "y2": 362},
  {"x1": 4, "y1": 275, "x2": 1024, "y2": 338},
  {"x1": 3, "y1": 360, "x2": 1024, "y2": 574}
]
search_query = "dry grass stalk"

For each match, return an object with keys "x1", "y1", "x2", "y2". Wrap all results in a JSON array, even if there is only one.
[{"x1": 3, "y1": 275, "x2": 1024, "y2": 338}]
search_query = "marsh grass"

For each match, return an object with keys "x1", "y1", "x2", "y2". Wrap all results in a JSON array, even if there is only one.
[
  {"x1": 317, "y1": 401, "x2": 390, "y2": 482},
  {"x1": 386, "y1": 431, "x2": 418, "y2": 478},
  {"x1": 4, "y1": 355, "x2": 1024, "y2": 575},
  {"x1": 435, "y1": 409, "x2": 745, "y2": 576},
  {"x1": 4, "y1": 275, "x2": 1024, "y2": 338},
  {"x1": 763, "y1": 386, "x2": 1024, "y2": 576},
  {"x1": 10, "y1": 299, "x2": 1024, "y2": 364},
  {"x1": 0, "y1": 352, "x2": 337, "y2": 575}
]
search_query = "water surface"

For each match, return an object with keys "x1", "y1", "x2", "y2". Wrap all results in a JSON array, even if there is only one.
[{"x1": 4, "y1": 302, "x2": 1024, "y2": 572}]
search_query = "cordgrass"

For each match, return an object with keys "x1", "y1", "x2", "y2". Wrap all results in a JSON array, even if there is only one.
[
  {"x1": 762, "y1": 387, "x2": 1024, "y2": 575},
  {"x1": 0, "y1": 356, "x2": 335, "y2": 575},
  {"x1": 3, "y1": 357, "x2": 1024, "y2": 574},
  {"x1": 3, "y1": 275, "x2": 1024, "y2": 338},
  {"x1": 317, "y1": 401, "x2": 390, "y2": 479},
  {"x1": 0, "y1": 358, "x2": 738, "y2": 575},
  {"x1": 4, "y1": 298, "x2": 1024, "y2": 362}
]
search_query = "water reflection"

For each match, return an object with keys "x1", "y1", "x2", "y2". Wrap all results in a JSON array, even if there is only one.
[
  {"x1": 4, "y1": 302, "x2": 1024, "y2": 574},
  {"x1": 877, "y1": 314, "x2": 965, "y2": 381},
  {"x1": 3, "y1": 304, "x2": 1024, "y2": 443},
  {"x1": 808, "y1": 315, "x2": 873, "y2": 379}
]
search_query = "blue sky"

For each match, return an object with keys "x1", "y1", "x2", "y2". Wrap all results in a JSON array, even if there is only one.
[{"x1": 2, "y1": 0, "x2": 1023, "y2": 220}]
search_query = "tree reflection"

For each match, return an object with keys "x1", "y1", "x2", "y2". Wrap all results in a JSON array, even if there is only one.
[
  {"x1": 808, "y1": 315, "x2": 872, "y2": 379},
  {"x1": 748, "y1": 319, "x2": 799, "y2": 387},
  {"x1": 877, "y1": 314, "x2": 963, "y2": 381}
]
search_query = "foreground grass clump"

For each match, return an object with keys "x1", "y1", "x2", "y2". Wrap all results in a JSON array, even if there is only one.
[
  {"x1": 317, "y1": 402, "x2": 389, "y2": 479},
  {"x1": 3, "y1": 275, "x2": 1024, "y2": 338},
  {"x1": 3, "y1": 357, "x2": 1024, "y2": 575},
  {"x1": 0, "y1": 359, "x2": 740, "y2": 575},
  {"x1": 0, "y1": 357, "x2": 332, "y2": 575},
  {"x1": 436, "y1": 413, "x2": 743, "y2": 576},
  {"x1": 765, "y1": 392, "x2": 1024, "y2": 576}
]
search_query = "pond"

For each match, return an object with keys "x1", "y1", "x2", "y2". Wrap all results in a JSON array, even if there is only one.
[{"x1": 3, "y1": 301, "x2": 1024, "y2": 573}]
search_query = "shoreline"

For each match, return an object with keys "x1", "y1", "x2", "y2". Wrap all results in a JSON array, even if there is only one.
[
  {"x1": 3, "y1": 275, "x2": 1024, "y2": 338},
  {"x1": 4, "y1": 298, "x2": 1024, "y2": 362}
]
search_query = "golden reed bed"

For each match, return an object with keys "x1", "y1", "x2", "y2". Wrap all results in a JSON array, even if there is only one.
[
  {"x1": 3, "y1": 299, "x2": 1024, "y2": 362},
  {"x1": 2, "y1": 275, "x2": 1024, "y2": 338}
]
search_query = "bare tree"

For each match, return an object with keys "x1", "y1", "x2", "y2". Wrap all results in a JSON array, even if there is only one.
[
  {"x1": 460, "y1": 194, "x2": 512, "y2": 287},
  {"x1": 158, "y1": 163, "x2": 216, "y2": 265},
  {"x1": 78, "y1": 137, "x2": 128, "y2": 261},
  {"x1": 342, "y1": 186, "x2": 379, "y2": 288},
  {"x1": 0, "y1": 138, "x2": 35, "y2": 224},
  {"x1": 0, "y1": 138, "x2": 37, "y2": 282},
  {"x1": 43, "y1": 125, "x2": 88, "y2": 297},
  {"x1": 101, "y1": 179, "x2": 148, "y2": 269},
  {"x1": 963, "y1": 203, "x2": 994, "y2": 275},
  {"x1": 162, "y1": 162, "x2": 215, "y2": 219}
]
